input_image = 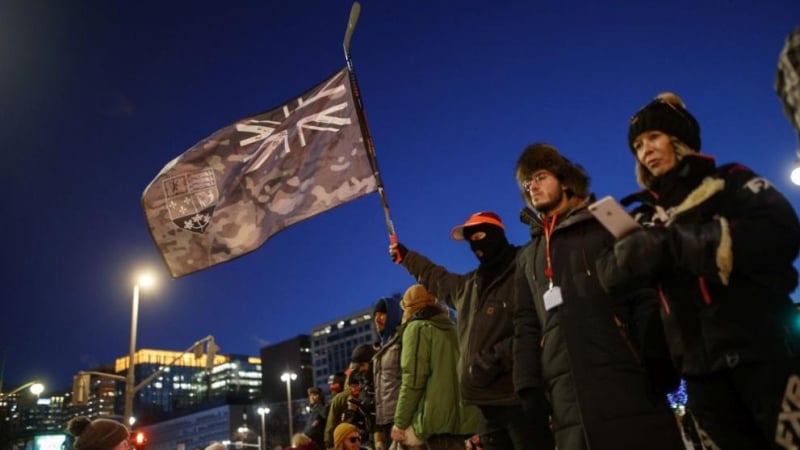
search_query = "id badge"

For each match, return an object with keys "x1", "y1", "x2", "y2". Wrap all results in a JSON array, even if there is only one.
[{"x1": 543, "y1": 286, "x2": 563, "y2": 311}]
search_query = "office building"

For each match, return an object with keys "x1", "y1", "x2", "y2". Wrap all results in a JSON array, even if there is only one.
[{"x1": 309, "y1": 307, "x2": 377, "y2": 393}]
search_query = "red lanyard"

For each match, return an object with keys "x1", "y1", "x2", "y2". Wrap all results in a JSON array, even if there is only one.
[{"x1": 542, "y1": 213, "x2": 558, "y2": 281}]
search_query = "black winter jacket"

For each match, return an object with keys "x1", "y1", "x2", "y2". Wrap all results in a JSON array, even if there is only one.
[
  {"x1": 401, "y1": 249, "x2": 520, "y2": 406},
  {"x1": 513, "y1": 197, "x2": 683, "y2": 450},
  {"x1": 599, "y1": 154, "x2": 800, "y2": 376}
]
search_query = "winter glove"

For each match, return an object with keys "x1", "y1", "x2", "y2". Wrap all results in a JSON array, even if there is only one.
[
  {"x1": 389, "y1": 241, "x2": 408, "y2": 264},
  {"x1": 597, "y1": 227, "x2": 668, "y2": 293},
  {"x1": 518, "y1": 387, "x2": 549, "y2": 414},
  {"x1": 467, "y1": 352, "x2": 504, "y2": 387}
]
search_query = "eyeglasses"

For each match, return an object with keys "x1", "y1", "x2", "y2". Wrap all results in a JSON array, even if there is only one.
[
  {"x1": 522, "y1": 173, "x2": 551, "y2": 191},
  {"x1": 348, "y1": 436, "x2": 361, "y2": 443}
]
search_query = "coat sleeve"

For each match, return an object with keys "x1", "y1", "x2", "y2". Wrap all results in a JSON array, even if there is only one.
[
  {"x1": 393, "y1": 322, "x2": 430, "y2": 429},
  {"x1": 511, "y1": 253, "x2": 544, "y2": 392},
  {"x1": 401, "y1": 250, "x2": 469, "y2": 310},
  {"x1": 668, "y1": 168, "x2": 800, "y2": 288},
  {"x1": 324, "y1": 393, "x2": 343, "y2": 448}
]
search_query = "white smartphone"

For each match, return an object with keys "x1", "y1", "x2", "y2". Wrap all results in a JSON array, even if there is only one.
[{"x1": 588, "y1": 195, "x2": 641, "y2": 238}]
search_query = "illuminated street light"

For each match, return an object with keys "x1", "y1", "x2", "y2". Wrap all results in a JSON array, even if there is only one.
[
  {"x1": 257, "y1": 407, "x2": 270, "y2": 450},
  {"x1": 791, "y1": 159, "x2": 800, "y2": 186},
  {"x1": 280, "y1": 372, "x2": 297, "y2": 439},
  {"x1": 2, "y1": 381, "x2": 45, "y2": 398},
  {"x1": 29, "y1": 383, "x2": 44, "y2": 397},
  {"x1": 124, "y1": 272, "x2": 155, "y2": 427}
]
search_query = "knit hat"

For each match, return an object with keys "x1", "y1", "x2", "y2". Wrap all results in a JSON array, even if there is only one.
[
  {"x1": 628, "y1": 92, "x2": 701, "y2": 152},
  {"x1": 67, "y1": 416, "x2": 129, "y2": 450},
  {"x1": 515, "y1": 143, "x2": 590, "y2": 208},
  {"x1": 373, "y1": 298, "x2": 388, "y2": 315},
  {"x1": 401, "y1": 284, "x2": 437, "y2": 323},
  {"x1": 350, "y1": 344, "x2": 376, "y2": 364},
  {"x1": 451, "y1": 211, "x2": 505, "y2": 241},
  {"x1": 307, "y1": 386, "x2": 322, "y2": 396},
  {"x1": 333, "y1": 422, "x2": 359, "y2": 448}
]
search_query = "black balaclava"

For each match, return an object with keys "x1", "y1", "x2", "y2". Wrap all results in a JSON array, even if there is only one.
[
  {"x1": 464, "y1": 224, "x2": 515, "y2": 296},
  {"x1": 463, "y1": 223, "x2": 509, "y2": 262}
]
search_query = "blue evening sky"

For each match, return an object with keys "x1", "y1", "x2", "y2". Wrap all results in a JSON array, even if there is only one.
[{"x1": 1, "y1": 0, "x2": 798, "y2": 391}]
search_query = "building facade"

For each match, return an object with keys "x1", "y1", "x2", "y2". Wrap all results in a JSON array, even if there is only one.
[{"x1": 309, "y1": 307, "x2": 377, "y2": 394}]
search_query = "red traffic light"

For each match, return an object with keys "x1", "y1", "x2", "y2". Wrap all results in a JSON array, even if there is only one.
[{"x1": 131, "y1": 431, "x2": 147, "y2": 450}]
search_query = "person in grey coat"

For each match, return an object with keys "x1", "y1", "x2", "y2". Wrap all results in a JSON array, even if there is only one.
[{"x1": 371, "y1": 296, "x2": 405, "y2": 450}]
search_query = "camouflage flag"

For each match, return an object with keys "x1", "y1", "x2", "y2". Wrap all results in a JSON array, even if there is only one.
[
  {"x1": 142, "y1": 67, "x2": 377, "y2": 278},
  {"x1": 776, "y1": 27, "x2": 800, "y2": 135}
]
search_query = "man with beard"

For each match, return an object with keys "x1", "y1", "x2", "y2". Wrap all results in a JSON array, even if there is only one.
[
  {"x1": 389, "y1": 213, "x2": 554, "y2": 450},
  {"x1": 511, "y1": 142, "x2": 683, "y2": 449}
]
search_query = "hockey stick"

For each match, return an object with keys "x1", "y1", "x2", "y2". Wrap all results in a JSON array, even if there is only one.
[{"x1": 342, "y1": 2, "x2": 403, "y2": 260}]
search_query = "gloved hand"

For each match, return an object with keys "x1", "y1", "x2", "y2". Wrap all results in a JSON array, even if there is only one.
[
  {"x1": 598, "y1": 227, "x2": 668, "y2": 293},
  {"x1": 389, "y1": 241, "x2": 408, "y2": 264},
  {"x1": 518, "y1": 387, "x2": 550, "y2": 413},
  {"x1": 615, "y1": 228, "x2": 668, "y2": 275}
]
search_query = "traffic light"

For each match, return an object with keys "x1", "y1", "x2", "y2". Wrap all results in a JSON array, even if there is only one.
[
  {"x1": 72, "y1": 373, "x2": 90, "y2": 405},
  {"x1": 193, "y1": 342, "x2": 204, "y2": 360},
  {"x1": 206, "y1": 337, "x2": 219, "y2": 370},
  {"x1": 192, "y1": 337, "x2": 220, "y2": 370},
  {"x1": 131, "y1": 431, "x2": 147, "y2": 450}
]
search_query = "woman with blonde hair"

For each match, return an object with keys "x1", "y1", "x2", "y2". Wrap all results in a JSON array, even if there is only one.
[{"x1": 600, "y1": 92, "x2": 800, "y2": 449}]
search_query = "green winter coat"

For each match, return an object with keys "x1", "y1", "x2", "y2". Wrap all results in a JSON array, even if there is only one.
[{"x1": 393, "y1": 308, "x2": 482, "y2": 441}]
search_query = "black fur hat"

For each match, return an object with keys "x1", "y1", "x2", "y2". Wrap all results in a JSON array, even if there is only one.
[{"x1": 515, "y1": 143, "x2": 590, "y2": 207}]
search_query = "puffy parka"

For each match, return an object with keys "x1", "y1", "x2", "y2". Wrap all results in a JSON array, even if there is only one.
[
  {"x1": 598, "y1": 155, "x2": 800, "y2": 375},
  {"x1": 393, "y1": 308, "x2": 483, "y2": 440},
  {"x1": 513, "y1": 197, "x2": 684, "y2": 450},
  {"x1": 372, "y1": 297, "x2": 405, "y2": 426}
]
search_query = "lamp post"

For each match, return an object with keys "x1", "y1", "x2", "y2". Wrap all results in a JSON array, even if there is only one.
[
  {"x1": 280, "y1": 372, "x2": 297, "y2": 439},
  {"x1": 124, "y1": 273, "x2": 154, "y2": 427},
  {"x1": 257, "y1": 407, "x2": 270, "y2": 450},
  {"x1": 0, "y1": 381, "x2": 45, "y2": 399}
]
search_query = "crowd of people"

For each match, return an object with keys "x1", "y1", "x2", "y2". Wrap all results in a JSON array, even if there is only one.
[
  {"x1": 301, "y1": 92, "x2": 800, "y2": 449},
  {"x1": 64, "y1": 88, "x2": 800, "y2": 449},
  {"x1": 382, "y1": 92, "x2": 800, "y2": 449}
]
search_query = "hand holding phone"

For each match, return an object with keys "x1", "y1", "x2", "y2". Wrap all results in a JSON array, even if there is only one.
[{"x1": 588, "y1": 196, "x2": 640, "y2": 238}]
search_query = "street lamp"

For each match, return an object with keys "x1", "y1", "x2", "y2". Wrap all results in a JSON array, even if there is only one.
[
  {"x1": 124, "y1": 273, "x2": 154, "y2": 427},
  {"x1": 791, "y1": 158, "x2": 800, "y2": 186},
  {"x1": 257, "y1": 407, "x2": 270, "y2": 450},
  {"x1": 280, "y1": 372, "x2": 297, "y2": 439},
  {"x1": 0, "y1": 381, "x2": 45, "y2": 399}
]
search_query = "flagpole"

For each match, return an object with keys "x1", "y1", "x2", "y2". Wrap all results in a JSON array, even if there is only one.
[{"x1": 342, "y1": 2, "x2": 400, "y2": 249}]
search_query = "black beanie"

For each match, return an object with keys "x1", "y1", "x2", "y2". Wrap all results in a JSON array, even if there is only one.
[
  {"x1": 350, "y1": 344, "x2": 376, "y2": 363},
  {"x1": 373, "y1": 299, "x2": 388, "y2": 315},
  {"x1": 628, "y1": 92, "x2": 701, "y2": 152}
]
